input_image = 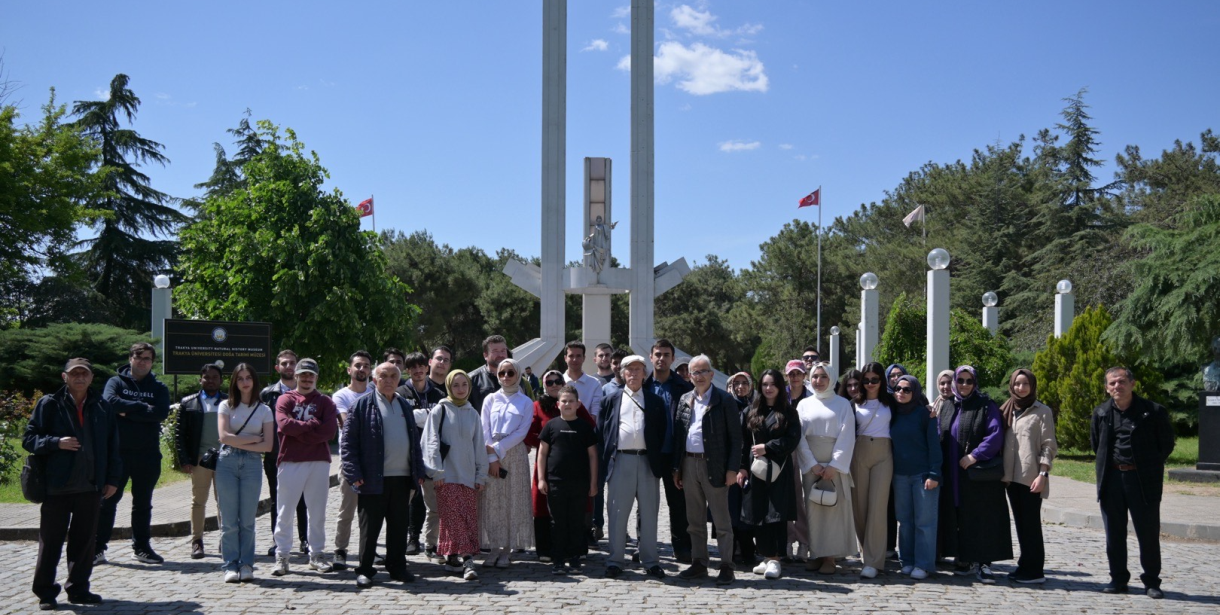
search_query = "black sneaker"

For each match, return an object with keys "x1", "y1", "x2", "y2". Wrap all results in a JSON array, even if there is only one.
[
  {"x1": 604, "y1": 566, "x2": 623, "y2": 579},
  {"x1": 406, "y1": 539, "x2": 420, "y2": 555},
  {"x1": 646, "y1": 565, "x2": 666, "y2": 579},
  {"x1": 552, "y1": 563, "x2": 568, "y2": 576},
  {"x1": 1008, "y1": 571, "x2": 1046, "y2": 584},
  {"x1": 1102, "y1": 583, "x2": 1129, "y2": 594},
  {"x1": 390, "y1": 569, "x2": 415, "y2": 583},
  {"x1": 132, "y1": 547, "x2": 164, "y2": 564},
  {"x1": 568, "y1": 558, "x2": 582, "y2": 572},
  {"x1": 67, "y1": 592, "x2": 102, "y2": 605},
  {"x1": 977, "y1": 564, "x2": 996, "y2": 584},
  {"x1": 38, "y1": 598, "x2": 56, "y2": 611}
]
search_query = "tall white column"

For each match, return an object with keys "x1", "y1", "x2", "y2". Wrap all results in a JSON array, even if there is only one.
[
  {"x1": 860, "y1": 272, "x2": 879, "y2": 366},
  {"x1": 982, "y1": 291, "x2": 999, "y2": 335},
  {"x1": 628, "y1": 0, "x2": 655, "y2": 356},
  {"x1": 151, "y1": 275, "x2": 172, "y2": 375},
  {"x1": 540, "y1": 0, "x2": 567, "y2": 356},
  {"x1": 1054, "y1": 279, "x2": 1074, "y2": 338},
  {"x1": 829, "y1": 326, "x2": 841, "y2": 377},
  {"x1": 926, "y1": 249, "x2": 951, "y2": 388}
]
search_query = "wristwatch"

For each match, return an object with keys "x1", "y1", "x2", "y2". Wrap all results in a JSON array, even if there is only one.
[{"x1": 1038, "y1": 471, "x2": 1049, "y2": 477}]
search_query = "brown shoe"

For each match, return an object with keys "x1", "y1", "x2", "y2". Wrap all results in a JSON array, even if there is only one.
[
  {"x1": 818, "y1": 557, "x2": 837, "y2": 575},
  {"x1": 715, "y1": 564, "x2": 735, "y2": 585},
  {"x1": 678, "y1": 561, "x2": 708, "y2": 580},
  {"x1": 191, "y1": 539, "x2": 204, "y2": 560}
]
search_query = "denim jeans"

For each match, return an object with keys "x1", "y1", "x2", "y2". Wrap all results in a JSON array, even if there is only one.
[
  {"x1": 892, "y1": 473, "x2": 939, "y2": 572},
  {"x1": 215, "y1": 447, "x2": 263, "y2": 571}
]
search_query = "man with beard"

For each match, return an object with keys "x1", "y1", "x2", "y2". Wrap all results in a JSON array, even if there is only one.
[{"x1": 331, "y1": 351, "x2": 374, "y2": 569}]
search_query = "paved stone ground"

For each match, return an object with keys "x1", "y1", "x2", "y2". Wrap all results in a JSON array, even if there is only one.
[{"x1": 7, "y1": 482, "x2": 1220, "y2": 615}]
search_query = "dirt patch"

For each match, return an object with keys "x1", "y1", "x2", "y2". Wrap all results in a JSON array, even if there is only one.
[{"x1": 1164, "y1": 480, "x2": 1220, "y2": 497}]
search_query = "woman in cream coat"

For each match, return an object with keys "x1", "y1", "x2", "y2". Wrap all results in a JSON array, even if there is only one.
[
  {"x1": 478, "y1": 358, "x2": 535, "y2": 567},
  {"x1": 1000, "y1": 368, "x2": 1058, "y2": 584},
  {"x1": 795, "y1": 362, "x2": 857, "y2": 575}
]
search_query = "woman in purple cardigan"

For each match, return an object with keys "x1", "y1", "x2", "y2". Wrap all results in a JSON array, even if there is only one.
[{"x1": 937, "y1": 365, "x2": 1011, "y2": 584}]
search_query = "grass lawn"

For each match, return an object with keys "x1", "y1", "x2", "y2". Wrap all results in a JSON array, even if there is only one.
[
  {"x1": 0, "y1": 438, "x2": 190, "y2": 504},
  {"x1": 1051, "y1": 436, "x2": 1199, "y2": 484}
]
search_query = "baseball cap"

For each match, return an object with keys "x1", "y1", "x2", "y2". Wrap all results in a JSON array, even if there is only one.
[
  {"x1": 295, "y1": 358, "x2": 320, "y2": 375},
  {"x1": 784, "y1": 359, "x2": 807, "y2": 374},
  {"x1": 620, "y1": 355, "x2": 647, "y2": 370},
  {"x1": 64, "y1": 358, "x2": 93, "y2": 373}
]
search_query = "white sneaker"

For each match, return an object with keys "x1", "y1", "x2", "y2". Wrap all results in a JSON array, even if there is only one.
[
  {"x1": 482, "y1": 548, "x2": 500, "y2": 567},
  {"x1": 239, "y1": 565, "x2": 254, "y2": 582},
  {"x1": 861, "y1": 566, "x2": 878, "y2": 579},
  {"x1": 463, "y1": 559, "x2": 479, "y2": 581},
  {"x1": 224, "y1": 570, "x2": 240, "y2": 583},
  {"x1": 272, "y1": 556, "x2": 289, "y2": 576},
  {"x1": 900, "y1": 565, "x2": 914, "y2": 575},
  {"x1": 752, "y1": 561, "x2": 769, "y2": 575},
  {"x1": 93, "y1": 551, "x2": 107, "y2": 566},
  {"x1": 496, "y1": 549, "x2": 510, "y2": 569},
  {"x1": 764, "y1": 559, "x2": 782, "y2": 579},
  {"x1": 910, "y1": 567, "x2": 929, "y2": 580},
  {"x1": 309, "y1": 554, "x2": 334, "y2": 573}
]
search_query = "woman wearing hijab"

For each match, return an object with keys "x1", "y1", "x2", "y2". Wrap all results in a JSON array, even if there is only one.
[
  {"x1": 726, "y1": 371, "x2": 757, "y2": 565},
  {"x1": 1001, "y1": 369, "x2": 1058, "y2": 584},
  {"x1": 423, "y1": 370, "x2": 488, "y2": 581},
  {"x1": 850, "y1": 362, "x2": 895, "y2": 579},
  {"x1": 524, "y1": 370, "x2": 594, "y2": 564},
  {"x1": 795, "y1": 362, "x2": 857, "y2": 575},
  {"x1": 885, "y1": 364, "x2": 908, "y2": 392},
  {"x1": 890, "y1": 375, "x2": 941, "y2": 580},
  {"x1": 929, "y1": 370, "x2": 955, "y2": 418},
  {"x1": 938, "y1": 365, "x2": 1011, "y2": 584},
  {"x1": 479, "y1": 358, "x2": 535, "y2": 568},
  {"x1": 738, "y1": 369, "x2": 802, "y2": 580},
  {"x1": 728, "y1": 372, "x2": 755, "y2": 410}
]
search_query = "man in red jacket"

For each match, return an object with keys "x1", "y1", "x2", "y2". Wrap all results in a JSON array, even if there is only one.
[{"x1": 271, "y1": 358, "x2": 338, "y2": 576}]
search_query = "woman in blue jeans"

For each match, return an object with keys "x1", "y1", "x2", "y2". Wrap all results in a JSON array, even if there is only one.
[
  {"x1": 890, "y1": 375, "x2": 941, "y2": 580},
  {"x1": 215, "y1": 364, "x2": 276, "y2": 583}
]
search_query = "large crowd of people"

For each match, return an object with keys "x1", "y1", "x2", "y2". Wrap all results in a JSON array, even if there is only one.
[{"x1": 23, "y1": 337, "x2": 1176, "y2": 609}]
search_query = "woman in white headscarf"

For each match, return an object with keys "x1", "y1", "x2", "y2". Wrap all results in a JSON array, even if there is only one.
[
  {"x1": 478, "y1": 358, "x2": 535, "y2": 567},
  {"x1": 795, "y1": 361, "x2": 857, "y2": 575}
]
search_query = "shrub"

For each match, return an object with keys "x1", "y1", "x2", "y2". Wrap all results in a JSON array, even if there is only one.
[
  {"x1": 0, "y1": 323, "x2": 149, "y2": 396},
  {"x1": 873, "y1": 293, "x2": 1013, "y2": 389},
  {"x1": 0, "y1": 390, "x2": 38, "y2": 484}
]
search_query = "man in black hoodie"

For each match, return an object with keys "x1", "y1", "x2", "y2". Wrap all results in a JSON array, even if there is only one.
[{"x1": 94, "y1": 342, "x2": 171, "y2": 565}]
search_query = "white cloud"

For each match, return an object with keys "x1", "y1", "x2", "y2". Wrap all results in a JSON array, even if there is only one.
[
  {"x1": 779, "y1": 143, "x2": 794, "y2": 150},
  {"x1": 93, "y1": 87, "x2": 110, "y2": 101},
  {"x1": 582, "y1": 39, "x2": 609, "y2": 52},
  {"x1": 611, "y1": 5, "x2": 630, "y2": 19},
  {"x1": 155, "y1": 92, "x2": 171, "y2": 100},
  {"x1": 719, "y1": 140, "x2": 761, "y2": 152},
  {"x1": 670, "y1": 4, "x2": 763, "y2": 38},
  {"x1": 612, "y1": 22, "x2": 630, "y2": 35},
  {"x1": 654, "y1": 42, "x2": 768, "y2": 95}
]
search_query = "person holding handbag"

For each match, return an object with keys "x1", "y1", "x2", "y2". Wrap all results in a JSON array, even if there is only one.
[
  {"x1": 214, "y1": 363, "x2": 275, "y2": 583},
  {"x1": 938, "y1": 365, "x2": 1010, "y2": 584},
  {"x1": 478, "y1": 358, "x2": 535, "y2": 568},
  {"x1": 794, "y1": 362, "x2": 857, "y2": 576},
  {"x1": 737, "y1": 369, "x2": 801, "y2": 580}
]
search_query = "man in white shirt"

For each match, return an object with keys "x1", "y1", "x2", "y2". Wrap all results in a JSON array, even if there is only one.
[
  {"x1": 563, "y1": 341, "x2": 604, "y2": 419},
  {"x1": 597, "y1": 355, "x2": 668, "y2": 580},
  {"x1": 330, "y1": 351, "x2": 374, "y2": 568}
]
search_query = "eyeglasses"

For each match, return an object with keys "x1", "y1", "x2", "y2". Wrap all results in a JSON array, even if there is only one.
[
  {"x1": 544, "y1": 379, "x2": 563, "y2": 387},
  {"x1": 802, "y1": 355, "x2": 818, "y2": 362},
  {"x1": 956, "y1": 378, "x2": 975, "y2": 386},
  {"x1": 432, "y1": 356, "x2": 451, "y2": 363},
  {"x1": 895, "y1": 386, "x2": 913, "y2": 394},
  {"x1": 498, "y1": 370, "x2": 517, "y2": 378},
  {"x1": 863, "y1": 377, "x2": 881, "y2": 385},
  {"x1": 690, "y1": 369, "x2": 712, "y2": 377}
]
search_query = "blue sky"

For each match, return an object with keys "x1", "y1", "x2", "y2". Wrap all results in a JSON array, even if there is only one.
[{"x1": 4, "y1": 1, "x2": 1218, "y2": 272}]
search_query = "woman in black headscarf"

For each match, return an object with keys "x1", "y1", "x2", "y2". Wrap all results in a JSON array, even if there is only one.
[{"x1": 1000, "y1": 369, "x2": 1057, "y2": 584}]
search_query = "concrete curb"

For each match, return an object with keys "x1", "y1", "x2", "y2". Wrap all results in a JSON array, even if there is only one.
[{"x1": 1042, "y1": 500, "x2": 1220, "y2": 542}]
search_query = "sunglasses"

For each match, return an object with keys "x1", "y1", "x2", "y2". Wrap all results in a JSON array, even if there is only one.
[
  {"x1": 544, "y1": 378, "x2": 563, "y2": 387},
  {"x1": 498, "y1": 370, "x2": 517, "y2": 378},
  {"x1": 802, "y1": 355, "x2": 818, "y2": 362},
  {"x1": 956, "y1": 378, "x2": 975, "y2": 386},
  {"x1": 895, "y1": 386, "x2": 913, "y2": 394},
  {"x1": 863, "y1": 377, "x2": 882, "y2": 385}
]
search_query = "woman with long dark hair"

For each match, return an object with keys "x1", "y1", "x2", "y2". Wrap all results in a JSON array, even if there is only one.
[
  {"x1": 939, "y1": 365, "x2": 1011, "y2": 584},
  {"x1": 214, "y1": 363, "x2": 275, "y2": 582},
  {"x1": 737, "y1": 369, "x2": 801, "y2": 580},
  {"x1": 838, "y1": 369, "x2": 863, "y2": 402},
  {"x1": 850, "y1": 362, "x2": 895, "y2": 579}
]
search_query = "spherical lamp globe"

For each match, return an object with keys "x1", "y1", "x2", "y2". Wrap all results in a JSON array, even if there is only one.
[
  {"x1": 982, "y1": 292, "x2": 999, "y2": 307},
  {"x1": 860, "y1": 272, "x2": 879, "y2": 290},
  {"x1": 153, "y1": 274, "x2": 171, "y2": 289},
  {"x1": 927, "y1": 248, "x2": 951, "y2": 270},
  {"x1": 1056, "y1": 279, "x2": 1073, "y2": 294}
]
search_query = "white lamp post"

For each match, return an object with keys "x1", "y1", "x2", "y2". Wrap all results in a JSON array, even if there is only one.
[
  {"x1": 926, "y1": 249, "x2": 951, "y2": 389},
  {"x1": 860, "y1": 272, "x2": 879, "y2": 366},
  {"x1": 829, "y1": 325, "x2": 841, "y2": 376},
  {"x1": 1054, "y1": 279, "x2": 1074, "y2": 338},
  {"x1": 152, "y1": 274, "x2": 172, "y2": 374},
  {"x1": 982, "y1": 291, "x2": 999, "y2": 335}
]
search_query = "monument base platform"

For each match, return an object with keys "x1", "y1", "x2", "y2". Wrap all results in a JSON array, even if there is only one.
[{"x1": 1168, "y1": 467, "x2": 1220, "y2": 483}]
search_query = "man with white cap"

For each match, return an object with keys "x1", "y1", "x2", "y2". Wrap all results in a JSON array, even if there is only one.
[
  {"x1": 25, "y1": 358, "x2": 121, "y2": 610},
  {"x1": 598, "y1": 355, "x2": 670, "y2": 579}
]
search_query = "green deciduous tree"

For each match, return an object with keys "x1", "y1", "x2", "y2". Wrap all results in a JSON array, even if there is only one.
[
  {"x1": 655, "y1": 255, "x2": 756, "y2": 374},
  {"x1": 175, "y1": 121, "x2": 418, "y2": 384}
]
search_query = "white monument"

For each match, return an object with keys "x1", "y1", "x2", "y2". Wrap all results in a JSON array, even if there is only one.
[{"x1": 505, "y1": 0, "x2": 694, "y2": 375}]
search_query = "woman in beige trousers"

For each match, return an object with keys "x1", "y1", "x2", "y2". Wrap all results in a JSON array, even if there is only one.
[{"x1": 850, "y1": 362, "x2": 895, "y2": 579}]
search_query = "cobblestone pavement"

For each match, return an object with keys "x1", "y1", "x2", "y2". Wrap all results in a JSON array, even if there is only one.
[{"x1": 6, "y1": 482, "x2": 1219, "y2": 614}]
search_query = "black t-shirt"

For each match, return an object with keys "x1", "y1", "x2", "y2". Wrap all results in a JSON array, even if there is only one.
[
  {"x1": 1111, "y1": 406, "x2": 1136, "y2": 465},
  {"x1": 539, "y1": 415, "x2": 597, "y2": 492}
]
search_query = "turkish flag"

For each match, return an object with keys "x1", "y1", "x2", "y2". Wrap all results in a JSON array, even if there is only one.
[
  {"x1": 356, "y1": 197, "x2": 374, "y2": 217},
  {"x1": 798, "y1": 189, "x2": 820, "y2": 208}
]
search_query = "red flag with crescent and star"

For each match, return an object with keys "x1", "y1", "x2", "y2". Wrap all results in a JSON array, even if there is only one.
[
  {"x1": 798, "y1": 189, "x2": 820, "y2": 208},
  {"x1": 356, "y1": 197, "x2": 374, "y2": 217}
]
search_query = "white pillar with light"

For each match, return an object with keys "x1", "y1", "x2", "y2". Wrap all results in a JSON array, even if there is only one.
[
  {"x1": 982, "y1": 291, "x2": 999, "y2": 335},
  {"x1": 151, "y1": 274, "x2": 172, "y2": 374},
  {"x1": 1054, "y1": 279, "x2": 1074, "y2": 338},
  {"x1": 829, "y1": 325, "x2": 841, "y2": 376},
  {"x1": 860, "y1": 272, "x2": 879, "y2": 366},
  {"x1": 926, "y1": 249, "x2": 951, "y2": 389}
]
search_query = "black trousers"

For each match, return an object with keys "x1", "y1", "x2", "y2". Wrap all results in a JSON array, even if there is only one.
[
  {"x1": 263, "y1": 454, "x2": 308, "y2": 546},
  {"x1": 534, "y1": 517, "x2": 552, "y2": 558},
  {"x1": 96, "y1": 449, "x2": 160, "y2": 551},
  {"x1": 548, "y1": 491, "x2": 587, "y2": 563},
  {"x1": 1099, "y1": 469, "x2": 1161, "y2": 588},
  {"x1": 355, "y1": 476, "x2": 414, "y2": 578},
  {"x1": 755, "y1": 522, "x2": 787, "y2": 558},
  {"x1": 661, "y1": 472, "x2": 691, "y2": 554},
  {"x1": 34, "y1": 491, "x2": 102, "y2": 600},
  {"x1": 1006, "y1": 482, "x2": 1046, "y2": 577},
  {"x1": 408, "y1": 486, "x2": 425, "y2": 542}
]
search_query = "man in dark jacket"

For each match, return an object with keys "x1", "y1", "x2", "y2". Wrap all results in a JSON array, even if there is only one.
[
  {"x1": 468, "y1": 334, "x2": 508, "y2": 412},
  {"x1": 173, "y1": 363, "x2": 227, "y2": 559},
  {"x1": 343, "y1": 362, "x2": 427, "y2": 588},
  {"x1": 95, "y1": 342, "x2": 171, "y2": 565},
  {"x1": 672, "y1": 355, "x2": 742, "y2": 585},
  {"x1": 598, "y1": 355, "x2": 670, "y2": 579},
  {"x1": 259, "y1": 349, "x2": 308, "y2": 556},
  {"x1": 1090, "y1": 366, "x2": 1175, "y2": 599},
  {"x1": 644, "y1": 338, "x2": 694, "y2": 562},
  {"x1": 25, "y1": 358, "x2": 121, "y2": 609}
]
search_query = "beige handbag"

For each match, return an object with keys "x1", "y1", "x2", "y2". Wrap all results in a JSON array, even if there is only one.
[
  {"x1": 806, "y1": 476, "x2": 838, "y2": 507},
  {"x1": 749, "y1": 433, "x2": 786, "y2": 482}
]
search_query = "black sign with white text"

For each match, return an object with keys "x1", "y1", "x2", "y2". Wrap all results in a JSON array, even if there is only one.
[{"x1": 163, "y1": 319, "x2": 273, "y2": 375}]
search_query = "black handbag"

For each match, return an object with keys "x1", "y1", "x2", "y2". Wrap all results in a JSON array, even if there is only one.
[
  {"x1": 21, "y1": 454, "x2": 47, "y2": 503},
  {"x1": 199, "y1": 404, "x2": 259, "y2": 471},
  {"x1": 965, "y1": 439, "x2": 1003, "y2": 482},
  {"x1": 438, "y1": 404, "x2": 451, "y2": 461}
]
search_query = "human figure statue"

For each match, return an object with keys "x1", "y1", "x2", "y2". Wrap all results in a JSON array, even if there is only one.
[
  {"x1": 1204, "y1": 336, "x2": 1220, "y2": 392},
  {"x1": 582, "y1": 215, "x2": 617, "y2": 276}
]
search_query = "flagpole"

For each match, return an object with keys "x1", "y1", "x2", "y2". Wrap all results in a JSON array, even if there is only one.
[
  {"x1": 816, "y1": 185, "x2": 822, "y2": 355},
  {"x1": 371, "y1": 194, "x2": 376, "y2": 234}
]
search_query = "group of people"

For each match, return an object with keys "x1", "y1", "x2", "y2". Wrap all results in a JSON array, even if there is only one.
[{"x1": 24, "y1": 337, "x2": 1176, "y2": 610}]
